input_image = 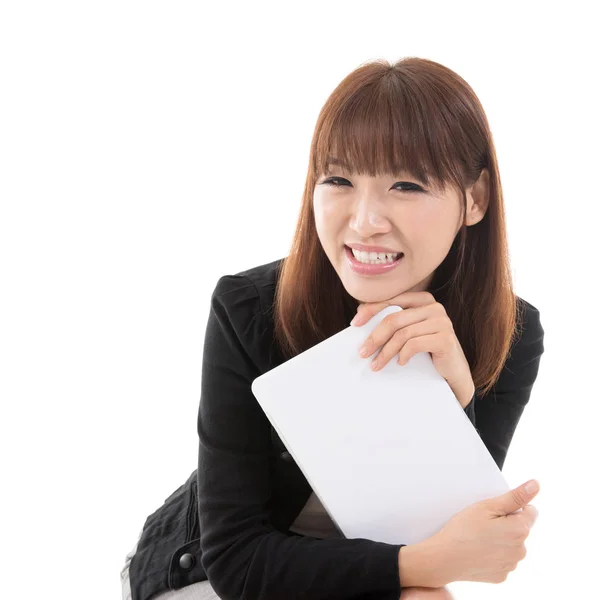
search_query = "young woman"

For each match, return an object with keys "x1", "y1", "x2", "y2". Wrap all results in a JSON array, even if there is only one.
[{"x1": 121, "y1": 57, "x2": 545, "y2": 600}]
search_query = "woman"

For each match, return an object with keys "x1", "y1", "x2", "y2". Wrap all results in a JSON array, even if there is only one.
[{"x1": 121, "y1": 57, "x2": 545, "y2": 600}]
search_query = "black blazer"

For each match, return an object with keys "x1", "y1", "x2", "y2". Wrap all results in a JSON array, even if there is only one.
[{"x1": 129, "y1": 258, "x2": 545, "y2": 600}]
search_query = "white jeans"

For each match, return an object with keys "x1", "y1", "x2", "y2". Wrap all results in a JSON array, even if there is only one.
[{"x1": 120, "y1": 529, "x2": 221, "y2": 600}]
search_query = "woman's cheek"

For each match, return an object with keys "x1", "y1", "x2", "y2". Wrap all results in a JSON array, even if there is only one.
[{"x1": 314, "y1": 195, "x2": 343, "y2": 234}]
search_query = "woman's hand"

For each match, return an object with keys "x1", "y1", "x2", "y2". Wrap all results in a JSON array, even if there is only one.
[
  {"x1": 424, "y1": 479, "x2": 540, "y2": 586},
  {"x1": 351, "y1": 291, "x2": 475, "y2": 408}
]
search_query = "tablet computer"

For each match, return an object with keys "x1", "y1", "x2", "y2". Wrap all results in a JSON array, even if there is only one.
[{"x1": 251, "y1": 305, "x2": 509, "y2": 545}]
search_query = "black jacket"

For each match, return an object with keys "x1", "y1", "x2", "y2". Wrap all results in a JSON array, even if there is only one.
[{"x1": 129, "y1": 257, "x2": 545, "y2": 600}]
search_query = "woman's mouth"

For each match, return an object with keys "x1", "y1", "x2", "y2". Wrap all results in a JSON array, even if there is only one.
[{"x1": 344, "y1": 245, "x2": 404, "y2": 276}]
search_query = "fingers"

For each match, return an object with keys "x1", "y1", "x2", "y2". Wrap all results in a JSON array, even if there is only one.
[
  {"x1": 510, "y1": 504, "x2": 539, "y2": 530},
  {"x1": 506, "y1": 504, "x2": 538, "y2": 537},
  {"x1": 370, "y1": 321, "x2": 436, "y2": 370},
  {"x1": 491, "y1": 479, "x2": 540, "y2": 516},
  {"x1": 351, "y1": 291, "x2": 437, "y2": 326},
  {"x1": 351, "y1": 301, "x2": 387, "y2": 326},
  {"x1": 359, "y1": 307, "x2": 431, "y2": 358}
]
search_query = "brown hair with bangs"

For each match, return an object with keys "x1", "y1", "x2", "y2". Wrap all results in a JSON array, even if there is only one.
[{"x1": 273, "y1": 56, "x2": 524, "y2": 398}]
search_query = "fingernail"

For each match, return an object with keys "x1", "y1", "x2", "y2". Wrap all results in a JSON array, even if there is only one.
[
  {"x1": 359, "y1": 345, "x2": 369, "y2": 357},
  {"x1": 524, "y1": 480, "x2": 539, "y2": 494},
  {"x1": 371, "y1": 359, "x2": 380, "y2": 370}
]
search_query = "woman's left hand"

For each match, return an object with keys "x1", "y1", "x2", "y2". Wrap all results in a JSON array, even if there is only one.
[{"x1": 351, "y1": 291, "x2": 475, "y2": 409}]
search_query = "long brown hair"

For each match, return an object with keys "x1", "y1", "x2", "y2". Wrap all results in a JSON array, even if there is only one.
[{"x1": 273, "y1": 57, "x2": 524, "y2": 398}]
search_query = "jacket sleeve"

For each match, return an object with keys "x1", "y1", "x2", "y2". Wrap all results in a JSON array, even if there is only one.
[
  {"x1": 473, "y1": 298, "x2": 545, "y2": 470},
  {"x1": 463, "y1": 392, "x2": 476, "y2": 425},
  {"x1": 197, "y1": 275, "x2": 406, "y2": 600}
]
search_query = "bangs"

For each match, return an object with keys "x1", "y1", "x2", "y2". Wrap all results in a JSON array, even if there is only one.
[{"x1": 313, "y1": 72, "x2": 469, "y2": 191}]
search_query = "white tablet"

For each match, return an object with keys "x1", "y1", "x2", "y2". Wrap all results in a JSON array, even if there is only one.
[{"x1": 251, "y1": 305, "x2": 509, "y2": 545}]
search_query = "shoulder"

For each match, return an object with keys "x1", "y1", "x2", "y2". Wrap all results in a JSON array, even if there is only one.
[
  {"x1": 211, "y1": 257, "x2": 284, "y2": 317},
  {"x1": 498, "y1": 295, "x2": 545, "y2": 384},
  {"x1": 475, "y1": 296, "x2": 545, "y2": 400},
  {"x1": 514, "y1": 296, "x2": 545, "y2": 355},
  {"x1": 208, "y1": 258, "x2": 285, "y2": 372}
]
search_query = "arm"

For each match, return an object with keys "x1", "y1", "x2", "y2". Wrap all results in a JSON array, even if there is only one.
[
  {"x1": 197, "y1": 275, "x2": 405, "y2": 600},
  {"x1": 473, "y1": 298, "x2": 545, "y2": 470},
  {"x1": 398, "y1": 538, "x2": 449, "y2": 588},
  {"x1": 397, "y1": 298, "x2": 545, "y2": 588}
]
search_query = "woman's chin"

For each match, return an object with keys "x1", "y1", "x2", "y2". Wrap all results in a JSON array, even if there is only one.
[{"x1": 343, "y1": 280, "x2": 405, "y2": 305}]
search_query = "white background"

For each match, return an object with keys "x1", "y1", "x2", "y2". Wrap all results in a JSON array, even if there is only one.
[{"x1": 1, "y1": 2, "x2": 598, "y2": 599}]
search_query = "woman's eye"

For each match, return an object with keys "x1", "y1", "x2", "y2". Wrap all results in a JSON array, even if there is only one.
[
  {"x1": 393, "y1": 182, "x2": 423, "y2": 192},
  {"x1": 322, "y1": 176, "x2": 350, "y2": 187},
  {"x1": 321, "y1": 177, "x2": 423, "y2": 192}
]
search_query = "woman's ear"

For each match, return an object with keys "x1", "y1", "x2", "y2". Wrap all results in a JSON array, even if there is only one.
[{"x1": 465, "y1": 168, "x2": 490, "y2": 226}]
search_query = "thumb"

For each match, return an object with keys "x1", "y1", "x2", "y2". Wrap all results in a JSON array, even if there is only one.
[{"x1": 489, "y1": 479, "x2": 540, "y2": 516}]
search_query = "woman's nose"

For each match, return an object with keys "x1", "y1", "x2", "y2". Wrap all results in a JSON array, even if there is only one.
[{"x1": 349, "y1": 201, "x2": 391, "y2": 236}]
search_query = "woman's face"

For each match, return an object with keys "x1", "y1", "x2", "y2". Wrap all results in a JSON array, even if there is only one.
[{"x1": 313, "y1": 162, "x2": 489, "y2": 304}]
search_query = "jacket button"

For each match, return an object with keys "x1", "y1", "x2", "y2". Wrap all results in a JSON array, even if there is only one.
[
  {"x1": 179, "y1": 553, "x2": 195, "y2": 570},
  {"x1": 280, "y1": 451, "x2": 293, "y2": 462}
]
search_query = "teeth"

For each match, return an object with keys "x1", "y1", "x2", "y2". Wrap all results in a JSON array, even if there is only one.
[{"x1": 351, "y1": 248, "x2": 401, "y2": 264}]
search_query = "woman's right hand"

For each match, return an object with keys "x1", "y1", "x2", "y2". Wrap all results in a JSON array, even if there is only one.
[{"x1": 428, "y1": 479, "x2": 540, "y2": 585}]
